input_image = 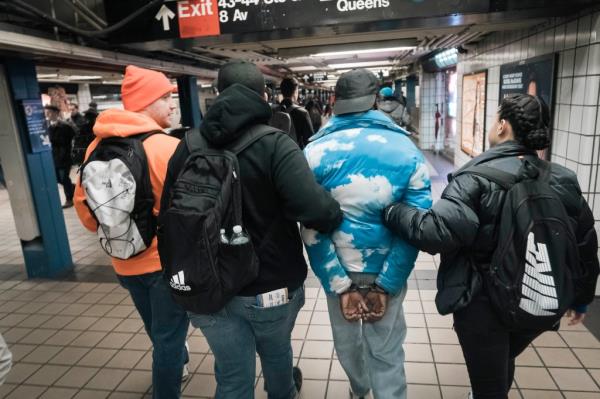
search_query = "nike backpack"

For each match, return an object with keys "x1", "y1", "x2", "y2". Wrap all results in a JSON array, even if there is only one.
[
  {"x1": 80, "y1": 133, "x2": 157, "y2": 260},
  {"x1": 456, "y1": 159, "x2": 583, "y2": 330},
  {"x1": 158, "y1": 125, "x2": 280, "y2": 314}
]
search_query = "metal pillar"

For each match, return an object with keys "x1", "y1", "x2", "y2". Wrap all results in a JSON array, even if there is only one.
[
  {"x1": 394, "y1": 79, "x2": 403, "y2": 98},
  {"x1": 177, "y1": 75, "x2": 202, "y2": 129},
  {"x1": 406, "y1": 75, "x2": 417, "y2": 110},
  {"x1": 1, "y1": 58, "x2": 73, "y2": 278}
]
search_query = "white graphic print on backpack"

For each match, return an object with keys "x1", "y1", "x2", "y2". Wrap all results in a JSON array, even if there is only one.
[
  {"x1": 81, "y1": 134, "x2": 157, "y2": 260},
  {"x1": 519, "y1": 232, "x2": 559, "y2": 317}
]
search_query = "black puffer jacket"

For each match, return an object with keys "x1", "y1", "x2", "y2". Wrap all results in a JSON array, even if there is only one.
[
  {"x1": 161, "y1": 84, "x2": 342, "y2": 296},
  {"x1": 385, "y1": 141, "x2": 599, "y2": 313}
]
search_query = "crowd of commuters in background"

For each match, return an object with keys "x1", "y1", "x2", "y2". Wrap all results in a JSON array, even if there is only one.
[{"x1": 0, "y1": 60, "x2": 597, "y2": 399}]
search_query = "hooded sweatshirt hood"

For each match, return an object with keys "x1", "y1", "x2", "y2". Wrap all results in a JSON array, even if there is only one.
[
  {"x1": 93, "y1": 109, "x2": 164, "y2": 139},
  {"x1": 377, "y1": 98, "x2": 401, "y2": 113},
  {"x1": 200, "y1": 83, "x2": 272, "y2": 147}
]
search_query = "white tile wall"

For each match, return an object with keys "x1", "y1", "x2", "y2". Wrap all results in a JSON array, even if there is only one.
[
  {"x1": 418, "y1": 70, "x2": 447, "y2": 150},
  {"x1": 452, "y1": 7, "x2": 600, "y2": 294}
]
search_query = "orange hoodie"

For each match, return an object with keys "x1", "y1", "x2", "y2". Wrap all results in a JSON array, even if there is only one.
[{"x1": 74, "y1": 109, "x2": 179, "y2": 276}]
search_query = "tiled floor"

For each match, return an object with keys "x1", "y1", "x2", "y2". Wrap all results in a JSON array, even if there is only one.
[{"x1": 0, "y1": 155, "x2": 598, "y2": 399}]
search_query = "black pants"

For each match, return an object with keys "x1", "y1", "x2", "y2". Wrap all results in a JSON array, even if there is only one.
[
  {"x1": 453, "y1": 295, "x2": 545, "y2": 399},
  {"x1": 55, "y1": 167, "x2": 74, "y2": 202}
]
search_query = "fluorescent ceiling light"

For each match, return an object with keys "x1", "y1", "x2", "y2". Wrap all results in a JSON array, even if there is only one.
[
  {"x1": 68, "y1": 75, "x2": 102, "y2": 80},
  {"x1": 289, "y1": 65, "x2": 317, "y2": 72},
  {"x1": 337, "y1": 67, "x2": 391, "y2": 73},
  {"x1": 311, "y1": 46, "x2": 415, "y2": 57},
  {"x1": 328, "y1": 60, "x2": 393, "y2": 69},
  {"x1": 37, "y1": 73, "x2": 58, "y2": 79}
]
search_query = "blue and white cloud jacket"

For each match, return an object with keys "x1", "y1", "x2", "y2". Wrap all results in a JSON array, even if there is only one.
[{"x1": 302, "y1": 110, "x2": 433, "y2": 295}]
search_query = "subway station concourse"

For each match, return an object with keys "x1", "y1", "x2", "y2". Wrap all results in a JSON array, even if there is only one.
[{"x1": 0, "y1": 1, "x2": 599, "y2": 398}]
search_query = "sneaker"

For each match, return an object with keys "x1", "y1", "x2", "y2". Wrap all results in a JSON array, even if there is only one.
[
  {"x1": 62, "y1": 200, "x2": 74, "y2": 209},
  {"x1": 467, "y1": 391, "x2": 473, "y2": 399},
  {"x1": 293, "y1": 366, "x2": 303, "y2": 394},
  {"x1": 181, "y1": 364, "x2": 190, "y2": 382}
]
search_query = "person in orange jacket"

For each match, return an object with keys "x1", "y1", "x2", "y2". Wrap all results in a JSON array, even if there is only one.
[{"x1": 74, "y1": 65, "x2": 189, "y2": 399}]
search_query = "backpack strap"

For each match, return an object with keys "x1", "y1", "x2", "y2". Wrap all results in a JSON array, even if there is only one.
[
  {"x1": 227, "y1": 124, "x2": 282, "y2": 155},
  {"x1": 454, "y1": 165, "x2": 518, "y2": 190},
  {"x1": 184, "y1": 127, "x2": 209, "y2": 153},
  {"x1": 184, "y1": 125, "x2": 281, "y2": 155},
  {"x1": 133, "y1": 130, "x2": 163, "y2": 142}
]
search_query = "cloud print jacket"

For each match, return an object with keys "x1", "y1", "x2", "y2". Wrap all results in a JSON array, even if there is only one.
[{"x1": 302, "y1": 110, "x2": 432, "y2": 295}]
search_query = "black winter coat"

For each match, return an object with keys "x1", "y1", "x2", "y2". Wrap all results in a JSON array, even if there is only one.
[
  {"x1": 48, "y1": 120, "x2": 76, "y2": 168},
  {"x1": 279, "y1": 99, "x2": 314, "y2": 149},
  {"x1": 161, "y1": 84, "x2": 342, "y2": 296},
  {"x1": 385, "y1": 141, "x2": 599, "y2": 314}
]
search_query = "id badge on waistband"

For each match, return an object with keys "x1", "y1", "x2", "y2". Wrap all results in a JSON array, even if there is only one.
[{"x1": 256, "y1": 288, "x2": 289, "y2": 308}]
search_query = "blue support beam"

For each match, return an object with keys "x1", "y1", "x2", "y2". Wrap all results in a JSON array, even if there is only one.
[
  {"x1": 3, "y1": 58, "x2": 73, "y2": 278},
  {"x1": 177, "y1": 76, "x2": 202, "y2": 129},
  {"x1": 406, "y1": 75, "x2": 418, "y2": 110}
]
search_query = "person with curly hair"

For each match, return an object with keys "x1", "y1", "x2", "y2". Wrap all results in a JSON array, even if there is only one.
[{"x1": 383, "y1": 94, "x2": 599, "y2": 399}]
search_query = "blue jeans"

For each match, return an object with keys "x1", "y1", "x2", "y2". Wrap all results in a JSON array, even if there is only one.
[
  {"x1": 326, "y1": 273, "x2": 408, "y2": 399},
  {"x1": 118, "y1": 271, "x2": 190, "y2": 399},
  {"x1": 189, "y1": 286, "x2": 305, "y2": 399}
]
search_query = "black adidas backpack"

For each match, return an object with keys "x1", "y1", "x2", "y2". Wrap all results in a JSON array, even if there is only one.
[
  {"x1": 158, "y1": 124, "x2": 280, "y2": 314},
  {"x1": 456, "y1": 158, "x2": 583, "y2": 330},
  {"x1": 80, "y1": 133, "x2": 157, "y2": 260}
]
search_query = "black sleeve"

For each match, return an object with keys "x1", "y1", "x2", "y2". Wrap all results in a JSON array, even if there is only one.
[
  {"x1": 384, "y1": 173, "x2": 482, "y2": 254},
  {"x1": 66, "y1": 123, "x2": 76, "y2": 141},
  {"x1": 573, "y1": 192, "x2": 600, "y2": 306},
  {"x1": 271, "y1": 134, "x2": 342, "y2": 233},
  {"x1": 292, "y1": 108, "x2": 315, "y2": 148}
]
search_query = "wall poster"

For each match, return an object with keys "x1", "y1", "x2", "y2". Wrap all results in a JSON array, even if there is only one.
[
  {"x1": 461, "y1": 70, "x2": 487, "y2": 157},
  {"x1": 499, "y1": 54, "x2": 557, "y2": 159}
]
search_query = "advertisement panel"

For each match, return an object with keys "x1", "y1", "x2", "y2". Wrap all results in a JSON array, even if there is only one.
[
  {"x1": 461, "y1": 71, "x2": 487, "y2": 157},
  {"x1": 499, "y1": 54, "x2": 557, "y2": 159}
]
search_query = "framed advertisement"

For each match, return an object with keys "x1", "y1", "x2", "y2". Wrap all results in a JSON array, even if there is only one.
[
  {"x1": 461, "y1": 70, "x2": 487, "y2": 157},
  {"x1": 499, "y1": 54, "x2": 557, "y2": 159}
]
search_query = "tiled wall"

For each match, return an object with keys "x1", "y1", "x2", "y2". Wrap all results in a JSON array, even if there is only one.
[
  {"x1": 418, "y1": 70, "x2": 446, "y2": 151},
  {"x1": 76, "y1": 84, "x2": 92, "y2": 109},
  {"x1": 454, "y1": 6, "x2": 600, "y2": 293}
]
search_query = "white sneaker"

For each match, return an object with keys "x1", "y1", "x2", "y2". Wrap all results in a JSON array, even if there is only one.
[
  {"x1": 467, "y1": 391, "x2": 474, "y2": 399},
  {"x1": 181, "y1": 364, "x2": 190, "y2": 382}
]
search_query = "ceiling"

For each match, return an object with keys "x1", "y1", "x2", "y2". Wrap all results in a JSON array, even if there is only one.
[{"x1": 0, "y1": 0, "x2": 597, "y2": 86}]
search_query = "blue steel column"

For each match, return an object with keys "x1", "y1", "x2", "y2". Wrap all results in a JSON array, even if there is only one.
[
  {"x1": 177, "y1": 76, "x2": 202, "y2": 128},
  {"x1": 3, "y1": 58, "x2": 73, "y2": 278},
  {"x1": 406, "y1": 75, "x2": 417, "y2": 110},
  {"x1": 394, "y1": 79, "x2": 403, "y2": 97}
]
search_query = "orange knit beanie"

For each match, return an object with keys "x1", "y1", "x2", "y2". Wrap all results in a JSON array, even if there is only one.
[{"x1": 121, "y1": 65, "x2": 177, "y2": 112}]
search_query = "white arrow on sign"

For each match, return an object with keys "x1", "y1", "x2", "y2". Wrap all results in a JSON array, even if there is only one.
[
  {"x1": 155, "y1": 4, "x2": 176, "y2": 31},
  {"x1": 41, "y1": 134, "x2": 51, "y2": 147}
]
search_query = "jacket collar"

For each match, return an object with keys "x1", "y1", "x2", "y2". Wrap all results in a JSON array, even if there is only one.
[
  {"x1": 311, "y1": 110, "x2": 409, "y2": 141},
  {"x1": 452, "y1": 141, "x2": 537, "y2": 177}
]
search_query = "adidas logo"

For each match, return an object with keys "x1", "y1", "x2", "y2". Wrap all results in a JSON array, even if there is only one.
[{"x1": 170, "y1": 271, "x2": 191, "y2": 292}]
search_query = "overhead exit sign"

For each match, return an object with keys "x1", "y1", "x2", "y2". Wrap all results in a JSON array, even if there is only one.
[{"x1": 105, "y1": 0, "x2": 490, "y2": 43}]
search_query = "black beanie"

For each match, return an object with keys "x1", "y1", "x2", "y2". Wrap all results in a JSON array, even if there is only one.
[{"x1": 217, "y1": 60, "x2": 265, "y2": 95}]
